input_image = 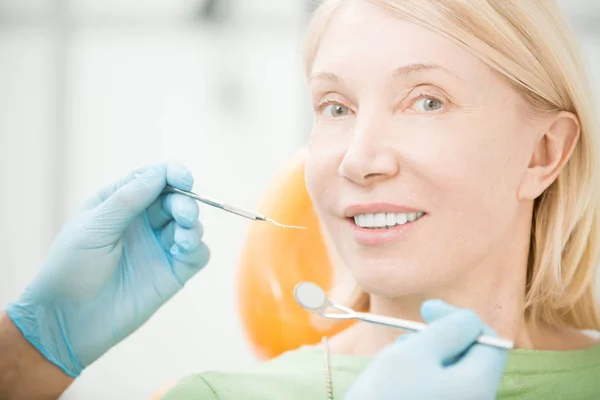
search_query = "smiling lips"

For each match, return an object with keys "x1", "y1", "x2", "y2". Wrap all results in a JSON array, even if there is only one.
[
  {"x1": 344, "y1": 203, "x2": 427, "y2": 245},
  {"x1": 353, "y1": 211, "x2": 426, "y2": 228}
]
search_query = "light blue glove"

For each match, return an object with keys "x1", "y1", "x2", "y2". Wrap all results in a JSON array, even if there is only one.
[
  {"x1": 7, "y1": 164, "x2": 209, "y2": 377},
  {"x1": 344, "y1": 300, "x2": 509, "y2": 400}
]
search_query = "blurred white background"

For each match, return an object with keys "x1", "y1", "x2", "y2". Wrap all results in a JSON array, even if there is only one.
[{"x1": 0, "y1": 1, "x2": 599, "y2": 399}]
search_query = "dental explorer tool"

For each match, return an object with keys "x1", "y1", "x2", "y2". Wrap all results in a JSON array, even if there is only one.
[
  {"x1": 293, "y1": 281, "x2": 514, "y2": 351},
  {"x1": 162, "y1": 185, "x2": 307, "y2": 229}
]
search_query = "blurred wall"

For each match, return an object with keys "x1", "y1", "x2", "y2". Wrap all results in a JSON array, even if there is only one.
[
  {"x1": 0, "y1": 1, "x2": 310, "y2": 399},
  {"x1": 0, "y1": 1, "x2": 599, "y2": 399}
]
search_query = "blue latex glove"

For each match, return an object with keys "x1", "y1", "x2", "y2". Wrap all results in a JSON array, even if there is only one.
[
  {"x1": 7, "y1": 164, "x2": 209, "y2": 377},
  {"x1": 344, "y1": 300, "x2": 509, "y2": 400}
]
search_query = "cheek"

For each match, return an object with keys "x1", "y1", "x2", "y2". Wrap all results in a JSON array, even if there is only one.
[
  {"x1": 305, "y1": 143, "x2": 341, "y2": 214},
  {"x1": 410, "y1": 118, "x2": 529, "y2": 239},
  {"x1": 429, "y1": 143, "x2": 517, "y2": 197},
  {"x1": 304, "y1": 157, "x2": 323, "y2": 204},
  {"x1": 305, "y1": 123, "x2": 352, "y2": 211},
  {"x1": 406, "y1": 113, "x2": 524, "y2": 190}
]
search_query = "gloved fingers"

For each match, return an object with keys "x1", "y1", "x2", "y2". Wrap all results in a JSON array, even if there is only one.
[
  {"x1": 158, "y1": 220, "x2": 177, "y2": 251},
  {"x1": 159, "y1": 219, "x2": 205, "y2": 254},
  {"x1": 448, "y1": 326, "x2": 508, "y2": 390},
  {"x1": 393, "y1": 299, "x2": 458, "y2": 344},
  {"x1": 147, "y1": 193, "x2": 199, "y2": 230},
  {"x1": 85, "y1": 167, "x2": 146, "y2": 209},
  {"x1": 450, "y1": 323, "x2": 508, "y2": 379},
  {"x1": 413, "y1": 306, "x2": 484, "y2": 365},
  {"x1": 452, "y1": 343, "x2": 509, "y2": 382},
  {"x1": 165, "y1": 163, "x2": 194, "y2": 192},
  {"x1": 89, "y1": 164, "x2": 194, "y2": 209},
  {"x1": 146, "y1": 195, "x2": 171, "y2": 229},
  {"x1": 93, "y1": 165, "x2": 166, "y2": 231},
  {"x1": 172, "y1": 220, "x2": 204, "y2": 253},
  {"x1": 95, "y1": 164, "x2": 194, "y2": 233},
  {"x1": 169, "y1": 225, "x2": 210, "y2": 284},
  {"x1": 421, "y1": 299, "x2": 460, "y2": 323}
]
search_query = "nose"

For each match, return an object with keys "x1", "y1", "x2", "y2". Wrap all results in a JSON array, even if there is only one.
[{"x1": 338, "y1": 117, "x2": 400, "y2": 186}]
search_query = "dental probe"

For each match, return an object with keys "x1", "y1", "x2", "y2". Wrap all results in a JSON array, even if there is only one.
[{"x1": 162, "y1": 185, "x2": 307, "y2": 229}]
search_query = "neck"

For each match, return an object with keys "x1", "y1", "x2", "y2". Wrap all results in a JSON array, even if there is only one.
[
  {"x1": 331, "y1": 234, "x2": 540, "y2": 357},
  {"x1": 367, "y1": 270, "x2": 534, "y2": 349}
]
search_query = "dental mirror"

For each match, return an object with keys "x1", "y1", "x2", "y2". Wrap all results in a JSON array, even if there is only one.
[
  {"x1": 294, "y1": 281, "x2": 330, "y2": 311},
  {"x1": 293, "y1": 281, "x2": 514, "y2": 350}
]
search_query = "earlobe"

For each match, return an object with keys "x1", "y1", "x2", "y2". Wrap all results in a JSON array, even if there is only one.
[{"x1": 517, "y1": 111, "x2": 580, "y2": 200}]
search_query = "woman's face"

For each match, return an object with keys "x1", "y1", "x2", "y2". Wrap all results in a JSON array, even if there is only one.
[{"x1": 305, "y1": 1, "x2": 541, "y2": 297}]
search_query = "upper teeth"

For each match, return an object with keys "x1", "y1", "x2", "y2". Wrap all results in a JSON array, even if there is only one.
[{"x1": 354, "y1": 212, "x2": 425, "y2": 228}]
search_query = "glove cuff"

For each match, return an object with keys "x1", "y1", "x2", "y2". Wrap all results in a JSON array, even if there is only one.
[{"x1": 6, "y1": 301, "x2": 83, "y2": 378}]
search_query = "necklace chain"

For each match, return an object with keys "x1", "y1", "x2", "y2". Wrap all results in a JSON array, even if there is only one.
[{"x1": 322, "y1": 336, "x2": 334, "y2": 400}]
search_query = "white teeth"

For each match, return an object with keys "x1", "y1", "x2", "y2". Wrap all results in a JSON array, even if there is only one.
[
  {"x1": 385, "y1": 213, "x2": 396, "y2": 227},
  {"x1": 396, "y1": 213, "x2": 408, "y2": 225},
  {"x1": 353, "y1": 212, "x2": 425, "y2": 228},
  {"x1": 356, "y1": 214, "x2": 364, "y2": 227}
]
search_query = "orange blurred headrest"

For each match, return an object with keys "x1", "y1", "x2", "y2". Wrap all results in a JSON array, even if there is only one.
[{"x1": 235, "y1": 147, "x2": 350, "y2": 360}]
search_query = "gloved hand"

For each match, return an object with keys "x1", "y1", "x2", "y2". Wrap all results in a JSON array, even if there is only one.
[
  {"x1": 344, "y1": 300, "x2": 509, "y2": 400},
  {"x1": 7, "y1": 164, "x2": 209, "y2": 378}
]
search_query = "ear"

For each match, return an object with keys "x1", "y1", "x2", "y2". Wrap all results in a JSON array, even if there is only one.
[{"x1": 517, "y1": 111, "x2": 580, "y2": 200}]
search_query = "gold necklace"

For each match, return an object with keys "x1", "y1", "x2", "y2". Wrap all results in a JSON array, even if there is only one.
[{"x1": 322, "y1": 337, "x2": 333, "y2": 400}]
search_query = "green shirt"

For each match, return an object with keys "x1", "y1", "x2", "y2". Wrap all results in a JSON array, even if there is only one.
[{"x1": 160, "y1": 344, "x2": 600, "y2": 399}]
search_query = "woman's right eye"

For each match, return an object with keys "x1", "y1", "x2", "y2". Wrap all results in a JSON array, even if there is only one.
[{"x1": 321, "y1": 103, "x2": 350, "y2": 118}]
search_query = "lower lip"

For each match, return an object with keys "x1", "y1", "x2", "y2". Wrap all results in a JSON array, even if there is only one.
[{"x1": 350, "y1": 216, "x2": 425, "y2": 246}]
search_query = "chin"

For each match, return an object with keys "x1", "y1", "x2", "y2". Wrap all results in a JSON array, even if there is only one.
[{"x1": 347, "y1": 258, "x2": 434, "y2": 298}]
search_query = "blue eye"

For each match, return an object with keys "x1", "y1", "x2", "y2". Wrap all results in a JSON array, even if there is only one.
[
  {"x1": 414, "y1": 97, "x2": 443, "y2": 112},
  {"x1": 322, "y1": 103, "x2": 350, "y2": 117}
]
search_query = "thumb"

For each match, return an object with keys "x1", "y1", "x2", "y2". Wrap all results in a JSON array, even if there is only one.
[
  {"x1": 416, "y1": 308, "x2": 484, "y2": 365},
  {"x1": 422, "y1": 299, "x2": 499, "y2": 336},
  {"x1": 395, "y1": 300, "x2": 460, "y2": 346},
  {"x1": 95, "y1": 165, "x2": 167, "y2": 232},
  {"x1": 420, "y1": 299, "x2": 460, "y2": 323}
]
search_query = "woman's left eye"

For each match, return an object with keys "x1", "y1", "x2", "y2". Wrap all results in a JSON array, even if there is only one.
[{"x1": 413, "y1": 97, "x2": 444, "y2": 112}]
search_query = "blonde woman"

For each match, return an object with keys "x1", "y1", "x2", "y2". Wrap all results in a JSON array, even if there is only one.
[
  {"x1": 162, "y1": 0, "x2": 600, "y2": 398},
  {"x1": 2, "y1": 0, "x2": 599, "y2": 399}
]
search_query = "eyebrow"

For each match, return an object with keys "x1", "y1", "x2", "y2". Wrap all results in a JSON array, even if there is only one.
[
  {"x1": 310, "y1": 63, "x2": 466, "y2": 83},
  {"x1": 393, "y1": 63, "x2": 462, "y2": 79}
]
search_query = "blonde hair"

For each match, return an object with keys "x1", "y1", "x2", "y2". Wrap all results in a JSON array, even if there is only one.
[{"x1": 305, "y1": 0, "x2": 600, "y2": 330}]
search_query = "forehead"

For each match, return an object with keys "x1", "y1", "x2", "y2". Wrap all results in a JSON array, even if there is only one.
[{"x1": 311, "y1": 1, "x2": 492, "y2": 86}]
